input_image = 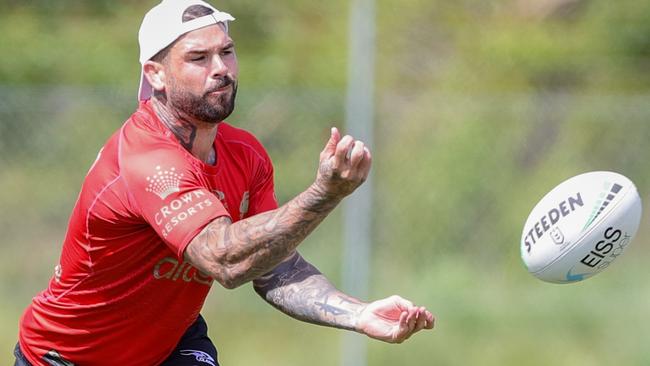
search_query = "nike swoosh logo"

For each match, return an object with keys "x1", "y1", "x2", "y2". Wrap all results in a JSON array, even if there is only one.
[{"x1": 565, "y1": 269, "x2": 590, "y2": 282}]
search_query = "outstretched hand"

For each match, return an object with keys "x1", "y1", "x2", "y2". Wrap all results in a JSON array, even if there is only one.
[
  {"x1": 357, "y1": 295, "x2": 434, "y2": 344},
  {"x1": 314, "y1": 127, "x2": 372, "y2": 199}
]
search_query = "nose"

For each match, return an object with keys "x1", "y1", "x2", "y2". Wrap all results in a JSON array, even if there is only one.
[{"x1": 210, "y1": 55, "x2": 228, "y2": 78}]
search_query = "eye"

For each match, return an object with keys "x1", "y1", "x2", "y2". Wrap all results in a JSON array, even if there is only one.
[
  {"x1": 191, "y1": 55, "x2": 206, "y2": 62},
  {"x1": 222, "y1": 48, "x2": 234, "y2": 56}
]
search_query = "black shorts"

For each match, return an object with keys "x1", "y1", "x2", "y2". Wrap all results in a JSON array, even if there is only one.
[{"x1": 14, "y1": 314, "x2": 219, "y2": 366}]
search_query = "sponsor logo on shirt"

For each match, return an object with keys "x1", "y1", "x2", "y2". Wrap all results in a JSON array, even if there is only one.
[
  {"x1": 146, "y1": 166, "x2": 183, "y2": 200},
  {"x1": 154, "y1": 189, "x2": 215, "y2": 238},
  {"x1": 153, "y1": 257, "x2": 213, "y2": 286}
]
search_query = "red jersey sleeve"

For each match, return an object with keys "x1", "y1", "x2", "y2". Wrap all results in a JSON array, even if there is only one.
[
  {"x1": 120, "y1": 127, "x2": 230, "y2": 259},
  {"x1": 245, "y1": 138, "x2": 278, "y2": 217}
]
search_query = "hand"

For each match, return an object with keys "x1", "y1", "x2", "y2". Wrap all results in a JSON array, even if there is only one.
[
  {"x1": 356, "y1": 295, "x2": 434, "y2": 344},
  {"x1": 314, "y1": 127, "x2": 372, "y2": 199}
]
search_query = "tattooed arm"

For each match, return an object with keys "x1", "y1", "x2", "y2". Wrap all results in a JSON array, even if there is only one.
[
  {"x1": 184, "y1": 127, "x2": 372, "y2": 289},
  {"x1": 253, "y1": 252, "x2": 436, "y2": 343},
  {"x1": 254, "y1": 252, "x2": 365, "y2": 331},
  {"x1": 184, "y1": 184, "x2": 340, "y2": 289},
  {"x1": 182, "y1": 125, "x2": 435, "y2": 342}
]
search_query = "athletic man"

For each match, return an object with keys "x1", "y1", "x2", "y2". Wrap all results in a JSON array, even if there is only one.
[{"x1": 16, "y1": 1, "x2": 434, "y2": 365}]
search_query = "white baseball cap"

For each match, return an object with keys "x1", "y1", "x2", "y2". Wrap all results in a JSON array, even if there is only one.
[{"x1": 137, "y1": 0, "x2": 235, "y2": 100}]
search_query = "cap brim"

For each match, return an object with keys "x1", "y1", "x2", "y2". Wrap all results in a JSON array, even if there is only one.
[{"x1": 138, "y1": 71, "x2": 153, "y2": 101}]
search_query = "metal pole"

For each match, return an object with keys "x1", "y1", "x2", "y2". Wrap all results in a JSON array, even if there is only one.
[{"x1": 341, "y1": 0, "x2": 375, "y2": 365}]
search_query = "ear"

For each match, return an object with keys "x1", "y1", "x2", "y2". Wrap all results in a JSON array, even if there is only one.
[{"x1": 143, "y1": 60, "x2": 167, "y2": 93}]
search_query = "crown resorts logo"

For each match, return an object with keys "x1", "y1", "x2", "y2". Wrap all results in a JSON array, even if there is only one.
[{"x1": 146, "y1": 166, "x2": 183, "y2": 200}]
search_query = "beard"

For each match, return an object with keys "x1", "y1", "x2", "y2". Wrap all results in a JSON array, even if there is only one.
[{"x1": 167, "y1": 76, "x2": 237, "y2": 124}]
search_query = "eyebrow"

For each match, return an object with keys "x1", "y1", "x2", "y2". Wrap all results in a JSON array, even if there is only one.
[{"x1": 185, "y1": 42, "x2": 235, "y2": 54}]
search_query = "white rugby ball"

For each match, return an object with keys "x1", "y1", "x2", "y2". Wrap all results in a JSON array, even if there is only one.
[{"x1": 521, "y1": 171, "x2": 642, "y2": 283}]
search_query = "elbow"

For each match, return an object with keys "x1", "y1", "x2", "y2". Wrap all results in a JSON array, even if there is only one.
[
  {"x1": 212, "y1": 265, "x2": 249, "y2": 290},
  {"x1": 216, "y1": 276, "x2": 243, "y2": 290},
  {"x1": 187, "y1": 238, "x2": 249, "y2": 289}
]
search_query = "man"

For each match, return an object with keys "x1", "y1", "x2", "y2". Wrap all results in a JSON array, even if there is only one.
[{"x1": 16, "y1": 1, "x2": 434, "y2": 365}]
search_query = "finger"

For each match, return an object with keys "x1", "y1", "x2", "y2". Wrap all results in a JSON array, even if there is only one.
[
  {"x1": 401, "y1": 309, "x2": 418, "y2": 341},
  {"x1": 333, "y1": 135, "x2": 355, "y2": 169},
  {"x1": 332, "y1": 127, "x2": 341, "y2": 140},
  {"x1": 405, "y1": 306, "x2": 417, "y2": 324},
  {"x1": 358, "y1": 147, "x2": 372, "y2": 179},
  {"x1": 413, "y1": 308, "x2": 428, "y2": 333},
  {"x1": 321, "y1": 127, "x2": 341, "y2": 158},
  {"x1": 389, "y1": 295, "x2": 415, "y2": 311},
  {"x1": 420, "y1": 309, "x2": 434, "y2": 330},
  {"x1": 398, "y1": 307, "x2": 417, "y2": 342},
  {"x1": 348, "y1": 140, "x2": 366, "y2": 167},
  {"x1": 407, "y1": 307, "x2": 418, "y2": 333},
  {"x1": 395, "y1": 311, "x2": 409, "y2": 343},
  {"x1": 425, "y1": 311, "x2": 435, "y2": 329}
]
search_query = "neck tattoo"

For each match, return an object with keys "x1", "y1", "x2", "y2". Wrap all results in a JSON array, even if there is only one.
[
  {"x1": 152, "y1": 98, "x2": 198, "y2": 151},
  {"x1": 152, "y1": 98, "x2": 217, "y2": 165}
]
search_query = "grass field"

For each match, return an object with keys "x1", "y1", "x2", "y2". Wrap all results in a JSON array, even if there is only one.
[
  {"x1": 2, "y1": 0, "x2": 650, "y2": 364},
  {"x1": 209, "y1": 250, "x2": 650, "y2": 366},
  {"x1": 4, "y1": 224, "x2": 649, "y2": 365}
]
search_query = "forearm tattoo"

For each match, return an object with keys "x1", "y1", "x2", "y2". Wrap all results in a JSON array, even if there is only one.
[
  {"x1": 253, "y1": 253, "x2": 365, "y2": 331},
  {"x1": 186, "y1": 185, "x2": 342, "y2": 288}
]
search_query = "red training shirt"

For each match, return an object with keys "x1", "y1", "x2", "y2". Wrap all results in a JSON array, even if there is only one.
[{"x1": 19, "y1": 100, "x2": 278, "y2": 365}]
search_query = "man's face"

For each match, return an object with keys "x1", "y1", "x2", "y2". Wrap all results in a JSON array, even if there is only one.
[{"x1": 163, "y1": 24, "x2": 238, "y2": 124}]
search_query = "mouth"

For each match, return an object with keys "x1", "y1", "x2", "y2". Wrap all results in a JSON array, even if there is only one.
[{"x1": 207, "y1": 83, "x2": 232, "y2": 96}]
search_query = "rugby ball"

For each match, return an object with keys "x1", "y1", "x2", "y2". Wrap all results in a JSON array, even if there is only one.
[{"x1": 521, "y1": 171, "x2": 642, "y2": 283}]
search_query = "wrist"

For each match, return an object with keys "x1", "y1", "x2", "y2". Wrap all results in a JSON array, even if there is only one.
[
  {"x1": 302, "y1": 182, "x2": 341, "y2": 212},
  {"x1": 352, "y1": 303, "x2": 369, "y2": 334}
]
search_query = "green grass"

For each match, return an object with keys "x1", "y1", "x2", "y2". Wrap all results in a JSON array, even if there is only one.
[
  {"x1": 196, "y1": 253, "x2": 650, "y2": 365},
  {"x1": 4, "y1": 223, "x2": 650, "y2": 365}
]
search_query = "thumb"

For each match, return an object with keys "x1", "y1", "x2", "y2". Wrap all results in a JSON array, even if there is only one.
[
  {"x1": 389, "y1": 295, "x2": 414, "y2": 311},
  {"x1": 321, "y1": 127, "x2": 340, "y2": 157}
]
